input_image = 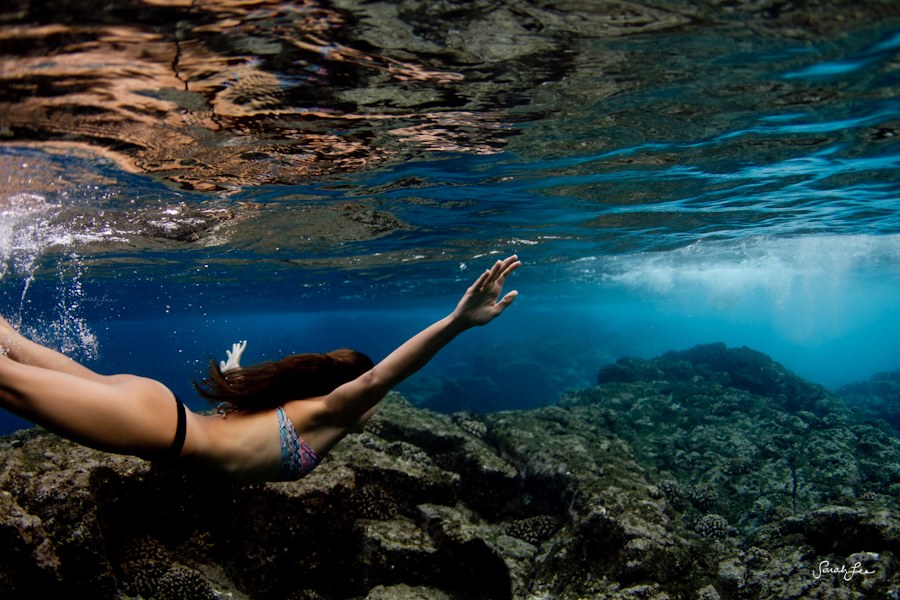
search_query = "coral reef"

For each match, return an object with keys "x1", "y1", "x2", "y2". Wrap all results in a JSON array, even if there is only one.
[
  {"x1": 689, "y1": 483, "x2": 718, "y2": 513},
  {"x1": 0, "y1": 343, "x2": 898, "y2": 598},
  {"x1": 155, "y1": 566, "x2": 217, "y2": 600},
  {"x1": 450, "y1": 412, "x2": 488, "y2": 439},
  {"x1": 695, "y1": 514, "x2": 730, "y2": 540},
  {"x1": 503, "y1": 516, "x2": 561, "y2": 546}
]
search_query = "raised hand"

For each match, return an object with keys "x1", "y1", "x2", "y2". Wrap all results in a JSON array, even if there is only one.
[
  {"x1": 452, "y1": 255, "x2": 521, "y2": 327},
  {"x1": 219, "y1": 340, "x2": 247, "y2": 373}
]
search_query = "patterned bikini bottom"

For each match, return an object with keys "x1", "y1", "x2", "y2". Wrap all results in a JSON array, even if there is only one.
[{"x1": 275, "y1": 406, "x2": 321, "y2": 481}]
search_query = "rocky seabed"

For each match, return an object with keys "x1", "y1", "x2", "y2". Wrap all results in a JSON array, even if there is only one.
[{"x1": 1, "y1": 344, "x2": 897, "y2": 599}]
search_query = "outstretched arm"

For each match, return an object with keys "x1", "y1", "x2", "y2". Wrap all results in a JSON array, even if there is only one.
[{"x1": 323, "y1": 255, "x2": 520, "y2": 428}]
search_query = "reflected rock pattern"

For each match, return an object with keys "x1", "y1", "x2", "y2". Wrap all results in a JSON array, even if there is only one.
[
  {"x1": 1, "y1": 0, "x2": 519, "y2": 190},
  {"x1": 3, "y1": 0, "x2": 898, "y2": 190}
]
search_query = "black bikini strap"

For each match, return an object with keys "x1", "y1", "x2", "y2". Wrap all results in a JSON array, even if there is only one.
[{"x1": 167, "y1": 395, "x2": 187, "y2": 458}]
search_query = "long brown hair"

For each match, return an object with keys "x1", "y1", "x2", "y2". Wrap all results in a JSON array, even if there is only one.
[{"x1": 194, "y1": 348, "x2": 374, "y2": 413}]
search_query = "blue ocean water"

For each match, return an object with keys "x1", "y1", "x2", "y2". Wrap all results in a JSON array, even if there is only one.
[{"x1": 1, "y1": 8, "x2": 899, "y2": 434}]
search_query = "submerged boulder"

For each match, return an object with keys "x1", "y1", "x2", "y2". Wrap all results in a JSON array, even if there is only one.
[
  {"x1": 0, "y1": 344, "x2": 897, "y2": 598},
  {"x1": 597, "y1": 342, "x2": 836, "y2": 413}
]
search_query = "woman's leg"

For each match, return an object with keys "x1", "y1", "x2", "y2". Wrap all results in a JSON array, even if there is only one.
[
  {"x1": 0, "y1": 355, "x2": 180, "y2": 457},
  {"x1": 0, "y1": 315, "x2": 122, "y2": 383}
]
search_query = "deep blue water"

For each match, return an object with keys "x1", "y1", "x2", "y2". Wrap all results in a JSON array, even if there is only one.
[{"x1": 1, "y1": 7, "x2": 899, "y2": 434}]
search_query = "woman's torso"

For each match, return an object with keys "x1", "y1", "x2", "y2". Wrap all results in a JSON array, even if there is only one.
[{"x1": 178, "y1": 398, "x2": 343, "y2": 483}]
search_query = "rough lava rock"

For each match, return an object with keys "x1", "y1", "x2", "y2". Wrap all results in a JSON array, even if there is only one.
[{"x1": 1, "y1": 344, "x2": 898, "y2": 598}]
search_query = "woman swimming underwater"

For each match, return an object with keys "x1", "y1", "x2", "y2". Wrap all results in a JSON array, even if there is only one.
[{"x1": 0, "y1": 255, "x2": 520, "y2": 483}]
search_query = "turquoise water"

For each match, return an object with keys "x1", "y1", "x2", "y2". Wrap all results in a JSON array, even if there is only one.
[{"x1": 1, "y1": 3, "x2": 899, "y2": 433}]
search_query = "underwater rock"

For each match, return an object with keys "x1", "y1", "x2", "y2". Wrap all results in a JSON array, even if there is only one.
[
  {"x1": 780, "y1": 506, "x2": 900, "y2": 556},
  {"x1": 597, "y1": 342, "x2": 836, "y2": 414},
  {"x1": 0, "y1": 489, "x2": 61, "y2": 594},
  {"x1": 1, "y1": 345, "x2": 899, "y2": 598},
  {"x1": 837, "y1": 368, "x2": 900, "y2": 430},
  {"x1": 581, "y1": 344, "x2": 900, "y2": 523},
  {"x1": 414, "y1": 330, "x2": 602, "y2": 414}
]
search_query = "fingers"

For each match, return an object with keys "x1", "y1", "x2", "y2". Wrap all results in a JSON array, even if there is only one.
[
  {"x1": 498, "y1": 290, "x2": 518, "y2": 308},
  {"x1": 479, "y1": 259, "x2": 504, "y2": 290},
  {"x1": 477, "y1": 254, "x2": 519, "y2": 289},
  {"x1": 471, "y1": 268, "x2": 492, "y2": 291},
  {"x1": 497, "y1": 256, "x2": 520, "y2": 282}
]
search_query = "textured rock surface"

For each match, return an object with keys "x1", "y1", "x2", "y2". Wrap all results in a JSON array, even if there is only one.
[
  {"x1": 838, "y1": 368, "x2": 900, "y2": 431},
  {"x1": 1, "y1": 344, "x2": 898, "y2": 598}
]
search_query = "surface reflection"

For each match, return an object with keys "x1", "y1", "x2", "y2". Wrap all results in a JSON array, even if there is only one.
[
  {"x1": 0, "y1": 0, "x2": 513, "y2": 190},
  {"x1": 1, "y1": 0, "x2": 897, "y2": 195}
]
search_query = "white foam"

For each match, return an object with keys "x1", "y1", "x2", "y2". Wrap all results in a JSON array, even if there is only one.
[
  {"x1": 1, "y1": 192, "x2": 101, "y2": 361},
  {"x1": 23, "y1": 313, "x2": 100, "y2": 362},
  {"x1": 0, "y1": 193, "x2": 56, "y2": 285},
  {"x1": 587, "y1": 234, "x2": 900, "y2": 300},
  {"x1": 572, "y1": 234, "x2": 900, "y2": 344}
]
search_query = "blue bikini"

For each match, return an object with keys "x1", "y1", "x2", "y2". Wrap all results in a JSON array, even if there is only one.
[{"x1": 275, "y1": 407, "x2": 321, "y2": 481}]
